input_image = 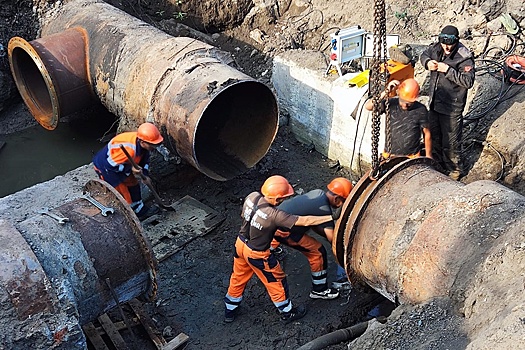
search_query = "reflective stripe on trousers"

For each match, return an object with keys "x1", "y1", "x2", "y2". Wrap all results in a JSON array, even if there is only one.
[
  {"x1": 225, "y1": 236, "x2": 292, "y2": 313},
  {"x1": 273, "y1": 230, "x2": 328, "y2": 292}
]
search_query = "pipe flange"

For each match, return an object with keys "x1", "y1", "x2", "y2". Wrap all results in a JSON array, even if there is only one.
[
  {"x1": 340, "y1": 157, "x2": 436, "y2": 290},
  {"x1": 83, "y1": 179, "x2": 159, "y2": 301},
  {"x1": 8, "y1": 36, "x2": 59, "y2": 130},
  {"x1": 333, "y1": 156, "x2": 411, "y2": 266}
]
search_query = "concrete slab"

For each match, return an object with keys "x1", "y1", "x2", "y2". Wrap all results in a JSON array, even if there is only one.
[
  {"x1": 141, "y1": 195, "x2": 225, "y2": 262},
  {"x1": 272, "y1": 49, "x2": 386, "y2": 173}
]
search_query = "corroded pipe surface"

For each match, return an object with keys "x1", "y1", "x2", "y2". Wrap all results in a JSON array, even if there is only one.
[
  {"x1": 8, "y1": 0, "x2": 278, "y2": 180},
  {"x1": 0, "y1": 179, "x2": 156, "y2": 349},
  {"x1": 334, "y1": 158, "x2": 525, "y2": 304},
  {"x1": 8, "y1": 28, "x2": 93, "y2": 130}
]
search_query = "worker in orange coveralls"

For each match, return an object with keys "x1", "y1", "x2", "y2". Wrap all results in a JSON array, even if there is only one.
[
  {"x1": 224, "y1": 175, "x2": 333, "y2": 323},
  {"x1": 93, "y1": 122, "x2": 163, "y2": 221}
]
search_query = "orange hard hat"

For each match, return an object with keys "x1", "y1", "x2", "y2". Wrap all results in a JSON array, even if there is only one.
[
  {"x1": 327, "y1": 177, "x2": 353, "y2": 199},
  {"x1": 137, "y1": 122, "x2": 164, "y2": 144},
  {"x1": 397, "y1": 78, "x2": 420, "y2": 102},
  {"x1": 261, "y1": 175, "x2": 294, "y2": 199}
]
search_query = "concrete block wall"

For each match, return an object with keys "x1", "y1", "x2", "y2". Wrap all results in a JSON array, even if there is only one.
[{"x1": 272, "y1": 49, "x2": 384, "y2": 174}]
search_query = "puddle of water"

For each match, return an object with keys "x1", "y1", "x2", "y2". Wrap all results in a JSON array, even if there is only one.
[
  {"x1": 0, "y1": 118, "x2": 117, "y2": 198},
  {"x1": 367, "y1": 298, "x2": 396, "y2": 318}
]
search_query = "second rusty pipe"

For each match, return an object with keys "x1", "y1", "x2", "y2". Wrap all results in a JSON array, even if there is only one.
[
  {"x1": 7, "y1": 0, "x2": 278, "y2": 181},
  {"x1": 333, "y1": 157, "x2": 525, "y2": 305}
]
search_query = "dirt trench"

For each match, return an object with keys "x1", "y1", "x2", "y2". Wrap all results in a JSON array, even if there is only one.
[{"x1": 1, "y1": 0, "x2": 525, "y2": 349}]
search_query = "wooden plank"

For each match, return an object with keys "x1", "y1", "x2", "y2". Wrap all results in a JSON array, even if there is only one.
[
  {"x1": 162, "y1": 333, "x2": 189, "y2": 350},
  {"x1": 95, "y1": 319, "x2": 139, "y2": 334},
  {"x1": 82, "y1": 322, "x2": 110, "y2": 350},
  {"x1": 128, "y1": 299, "x2": 166, "y2": 348},
  {"x1": 97, "y1": 313, "x2": 128, "y2": 350}
]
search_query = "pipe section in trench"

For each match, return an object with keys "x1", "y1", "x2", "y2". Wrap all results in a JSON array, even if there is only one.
[
  {"x1": 7, "y1": 0, "x2": 278, "y2": 181},
  {"x1": 333, "y1": 157, "x2": 525, "y2": 305},
  {"x1": 0, "y1": 179, "x2": 156, "y2": 349}
]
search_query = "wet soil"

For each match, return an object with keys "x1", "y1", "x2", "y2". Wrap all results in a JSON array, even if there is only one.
[{"x1": 138, "y1": 126, "x2": 385, "y2": 350}]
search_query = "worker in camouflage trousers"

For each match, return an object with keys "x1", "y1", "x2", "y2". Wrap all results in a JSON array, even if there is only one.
[
  {"x1": 271, "y1": 177, "x2": 353, "y2": 299},
  {"x1": 224, "y1": 175, "x2": 333, "y2": 323}
]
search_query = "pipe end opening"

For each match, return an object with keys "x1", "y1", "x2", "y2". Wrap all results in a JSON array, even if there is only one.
[
  {"x1": 8, "y1": 37, "x2": 59, "y2": 130},
  {"x1": 195, "y1": 81, "x2": 278, "y2": 180}
]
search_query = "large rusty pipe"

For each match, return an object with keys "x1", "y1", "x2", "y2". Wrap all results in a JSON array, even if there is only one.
[
  {"x1": 0, "y1": 179, "x2": 156, "y2": 349},
  {"x1": 334, "y1": 157, "x2": 525, "y2": 305},
  {"x1": 7, "y1": 27, "x2": 94, "y2": 130},
  {"x1": 8, "y1": 0, "x2": 278, "y2": 181}
]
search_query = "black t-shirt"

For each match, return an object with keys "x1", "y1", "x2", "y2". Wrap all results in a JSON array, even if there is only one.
[{"x1": 378, "y1": 98, "x2": 429, "y2": 155}]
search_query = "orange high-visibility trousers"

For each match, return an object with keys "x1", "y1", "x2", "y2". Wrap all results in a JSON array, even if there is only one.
[
  {"x1": 273, "y1": 230, "x2": 328, "y2": 292},
  {"x1": 286, "y1": 234, "x2": 326, "y2": 271},
  {"x1": 113, "y1": 175, "x2": 140, "y2": 204},
  {"x1": 225, "y1": 236, "x2": 292, "y2": 313},
  {"x1": 94, "y1": 166, "x2": 140, "y2": 204}
]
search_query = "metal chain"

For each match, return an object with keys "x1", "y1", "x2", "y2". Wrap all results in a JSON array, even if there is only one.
[
  {"x1": 370, "y1": 0, "x2": 388, "y2": 176},
  {"x1": 382, "y1": 19, "x2": 392, "y2": 157}
]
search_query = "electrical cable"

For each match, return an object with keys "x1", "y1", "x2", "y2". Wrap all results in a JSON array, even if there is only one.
[
  {"x1": 461, "y1": 40, "x2": 525, "y2": 175},
  {"x1": 315, "y1": 26, "x2": 341, "y2": 52},
  {"x1": 357, "y1": 100, "x2": 372, "y2": 177},
  {"x1": 488, "y1": 141, "x2": 506, "y2": 181},
  {"x1": 461, "y1": 40, "x2": 525, "y2": 148},
  {"x1": 350, "y1": 97, "x2": 370, "y2": 180},
  {"x1": 284, "y1": 5, "x2": 324, "y2": 49}
]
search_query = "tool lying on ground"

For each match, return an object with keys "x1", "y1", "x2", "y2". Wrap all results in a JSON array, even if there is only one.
[
  {"x1": 37, "y1": 207, "x2": 69, "y2": 224},
  {"x1": 80, "y1": 192, "x2": 115, "y2": 216},
  {"x1": 119, "y1": 144, "x2": 176, "y2": 211}
]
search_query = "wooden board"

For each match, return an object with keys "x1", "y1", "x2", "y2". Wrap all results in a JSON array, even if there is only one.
[
  {"x1": 97, "y1": 313, "x2": 127, "y2": 350},
  {"x1": 83, "y1": 300, "x2": 189, "y2": 350},
  {"x1": 82, "y1": 322, "x2": 110, "y2": 350}
]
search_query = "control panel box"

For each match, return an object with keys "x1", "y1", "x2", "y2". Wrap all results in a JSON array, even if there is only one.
[
  {"x1": 327, "y1": 26, "x2": 401, "y2": 77},
  {"x1": 329, "y1": 26, "x2": 367, "y2": 66}
]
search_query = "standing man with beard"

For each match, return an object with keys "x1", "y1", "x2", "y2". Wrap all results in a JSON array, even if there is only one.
[{"x1": 420, "y1": 25, "x2": 475, "y2": 180}]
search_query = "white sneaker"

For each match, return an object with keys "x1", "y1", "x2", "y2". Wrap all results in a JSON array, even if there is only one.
[
  {"x1": 331, "y1": 280, "x2": 352, "y2": 291},
  {"x1": 309, "y1": 288, "x2": 339, "y2": 300}
]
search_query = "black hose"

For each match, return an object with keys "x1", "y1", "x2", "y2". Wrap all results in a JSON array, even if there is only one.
[{"x1": 296, "y1": 320, "x2": 370, "y2": 350}]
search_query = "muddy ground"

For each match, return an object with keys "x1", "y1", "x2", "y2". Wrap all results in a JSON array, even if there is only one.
[
  {"x1": 137, "y1": 127, "x2": 384, "y2": 350},
  {"x1": 1, "y1": 0, "x2": 525, "y2": 349}
]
